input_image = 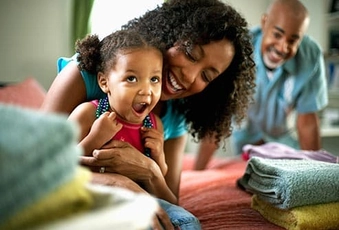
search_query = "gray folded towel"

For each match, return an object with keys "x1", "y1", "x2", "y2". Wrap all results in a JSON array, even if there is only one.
[
  {"x1": 0, "y1": 104, "x2": 82, "y2": 224},
  {"x1": 240, "y1": 157, "x2": 339, "y2": 209}
]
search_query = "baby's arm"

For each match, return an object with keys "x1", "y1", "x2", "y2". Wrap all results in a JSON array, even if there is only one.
[
  {"x1": 141, "y1": 115, "x2": 167, "y2": 175},
  {"x1": 68, "y1": 103, "x2": 122, "y2": 156},
  {"x1": 81, "y1": 112, "x2": 122, "y2": 156}
]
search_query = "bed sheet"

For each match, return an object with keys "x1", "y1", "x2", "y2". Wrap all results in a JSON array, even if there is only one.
[{"x1": 180, "y1": 155, "x2": 284, "y2": 230}]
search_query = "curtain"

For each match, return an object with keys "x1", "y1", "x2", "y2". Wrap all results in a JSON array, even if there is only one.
[{"x1": 71, "y1": 0, "x2": 94, "y2": 46}]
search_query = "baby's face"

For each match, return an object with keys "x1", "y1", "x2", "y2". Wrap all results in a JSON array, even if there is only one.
[{"x1": 105, "y1": 47, "x2": 163, "y2": 124}]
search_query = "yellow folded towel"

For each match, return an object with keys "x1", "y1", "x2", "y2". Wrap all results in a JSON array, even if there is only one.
[
  {"x1": 1, "y1": 167, "x2": 93, "y2": 230},
  {"x1": 251, "y1": 195, "x2": 339, "y2": 230}
]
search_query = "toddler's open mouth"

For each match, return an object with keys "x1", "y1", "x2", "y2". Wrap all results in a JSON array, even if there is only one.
[{"x1": 133, "y1": 102, "x2": 147, "y2": 114}]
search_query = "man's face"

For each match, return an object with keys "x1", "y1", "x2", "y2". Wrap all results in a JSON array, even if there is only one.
[{"x1": 260, "y1": 5, "x2": 309, "y2": 69}]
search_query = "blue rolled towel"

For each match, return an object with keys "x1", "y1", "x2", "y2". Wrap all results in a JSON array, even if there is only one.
[
  {"x1": 0, "y1": 104, "x2": 82, "y2": 224},
  {"x1": 240, "y1": 157, "x2": 339, "y2": 209}
]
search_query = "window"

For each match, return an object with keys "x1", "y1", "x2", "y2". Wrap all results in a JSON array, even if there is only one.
[{"x1": 89, "y1": 0, "x2": 163, "y2": 39}]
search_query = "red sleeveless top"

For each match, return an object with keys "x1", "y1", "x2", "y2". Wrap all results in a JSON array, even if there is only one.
[{"x1": 91, "y1": 100, "x2": 157, "y2": 153}]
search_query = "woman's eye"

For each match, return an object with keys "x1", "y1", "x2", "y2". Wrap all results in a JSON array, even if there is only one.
[
  {"x1": 185, "y1": 49, "x2": 196, "y2": 62},
  {"x1": 202, "y1": 72, "x2": 211, "y2": 83},
  {"x1": 127, "y1": 76, "x2": 137, "y2": 82}
]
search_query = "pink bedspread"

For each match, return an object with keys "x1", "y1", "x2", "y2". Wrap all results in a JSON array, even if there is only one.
[{"x1": 180, "y1": 155, "x2": 284, "y2": 230}]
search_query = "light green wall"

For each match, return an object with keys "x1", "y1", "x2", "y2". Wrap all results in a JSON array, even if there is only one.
[{"x1": 0, "y1": 0, "x2": 72, "y2": 89}]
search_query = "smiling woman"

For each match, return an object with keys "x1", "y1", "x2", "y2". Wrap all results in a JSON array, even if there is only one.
[
  {"x1": 89, "y1": 0, "x2": 163, "y2": 39},
  {"x1": 41, "y1": 1, "x2": 255, "y2": 229}
]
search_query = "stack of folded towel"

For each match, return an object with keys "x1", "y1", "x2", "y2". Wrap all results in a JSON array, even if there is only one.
[
  {"x1": 1, "y1": 168, "x2": 93, "y2": 229},
  {"x1": 238, "y1": 156, "x2": 339, "y2": 230},
  {"x1": 0, "y1": 104, "x2": 93, "y2": 229},
  {"x1": 252, "y1": 195, "x2": 339, "y2": 230},
  {"x1": 0, "y1": 104, "x2": 158, "y2": 230}
]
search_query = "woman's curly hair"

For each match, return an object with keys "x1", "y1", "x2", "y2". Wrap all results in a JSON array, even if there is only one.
[
  {"x1": 75, "y1": 30, "x2": 165, "y2": 74},
  {"x1": 123, "y1": 0, "x2": 256, "y2": 145}
]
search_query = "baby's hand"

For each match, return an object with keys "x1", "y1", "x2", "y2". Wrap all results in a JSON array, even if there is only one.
[
  {"x1": 90, "y1": 112, "x2": 123, "y2": 146},
  {"x1": 141, "y1": 127, "x2": 167, "y2": 175}
]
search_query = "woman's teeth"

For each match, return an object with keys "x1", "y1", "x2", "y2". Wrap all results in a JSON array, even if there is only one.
[{"x1": 169, "y1": 74, "x2": 183, "y2": 91}]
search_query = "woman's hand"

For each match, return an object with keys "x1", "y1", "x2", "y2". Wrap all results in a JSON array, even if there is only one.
[
  {"x1": 80, "y1": 140, "x2": 178, "y2": 204},
  {"x1": 80, "y1": 140, "x2": 158, "y2": 181}
]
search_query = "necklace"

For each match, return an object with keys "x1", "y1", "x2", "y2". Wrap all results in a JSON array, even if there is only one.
[
  {"x1": 96, "y1": 96, "x2": 109, "y2": 119},
  {"x1": 143, "y1": 114, "x2": 153, "y2": 158},
  {"x1": 96, "y1": 95, "x2": 153, "y2": 157}
]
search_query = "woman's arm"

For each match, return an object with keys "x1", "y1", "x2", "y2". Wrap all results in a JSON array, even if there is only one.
[
  {"x1": 194, "y1": 136, "x2": 218, "y2": 170},
  {"x1": 91, "y1": 173, "x2": 174, "y2": 230},
  {"x1": 163, "y1": 134, "x2": 187, "y2": 199},
  {"x1": 90, "y1": 172, "x2": 148, "y2": 193},
  {"x1": 80, "y1": 140, "x2": 178, "y2": 204},
  {"x1": 41, "y1": 62, "x2": 87, "y2": 114}
]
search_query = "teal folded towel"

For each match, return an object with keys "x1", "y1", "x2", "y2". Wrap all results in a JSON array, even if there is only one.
[
  {"x1": 0, "y1": 104, "x2": 82, "y2": 224},
  {"x1": 240, "y1": 157, "x2": 339, "y2": 209}
]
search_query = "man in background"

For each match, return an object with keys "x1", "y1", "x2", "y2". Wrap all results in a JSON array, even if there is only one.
[{"x1": 194, "y1": 0, "x2": 328, "y2": 170}]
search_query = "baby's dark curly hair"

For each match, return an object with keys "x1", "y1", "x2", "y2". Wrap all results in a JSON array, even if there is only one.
[
  {"x1": 123, "y1": 0, "x2": 255, "y2": 145},
  {"x1": 75, "y1": 30, "x2": 165, "y2": 74}
]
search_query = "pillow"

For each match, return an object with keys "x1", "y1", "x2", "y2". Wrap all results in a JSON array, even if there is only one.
[{"x1": 0, "y1": 77, "x2": 46, "y2": 109}]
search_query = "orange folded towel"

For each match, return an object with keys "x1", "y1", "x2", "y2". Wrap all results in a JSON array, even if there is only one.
[
  {"x1": 252, "y1": 195, "x2": 339, "y2": 230},
  {"x1": 0, "y1": 167, "x2": 93, "y2": 230}
]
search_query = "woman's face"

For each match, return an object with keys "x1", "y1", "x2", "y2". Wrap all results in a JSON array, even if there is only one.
[{"x1": 160, "y1": 38, "x2": 235, "y2": 100}]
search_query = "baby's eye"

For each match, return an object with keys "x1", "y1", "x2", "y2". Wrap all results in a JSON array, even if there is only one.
[
  {"x1": 150, "y1": 76, "x2": 160, "y2": 83},
  {"x1": 126, "y1": 76, "x2": 137, "y2": 82}
]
